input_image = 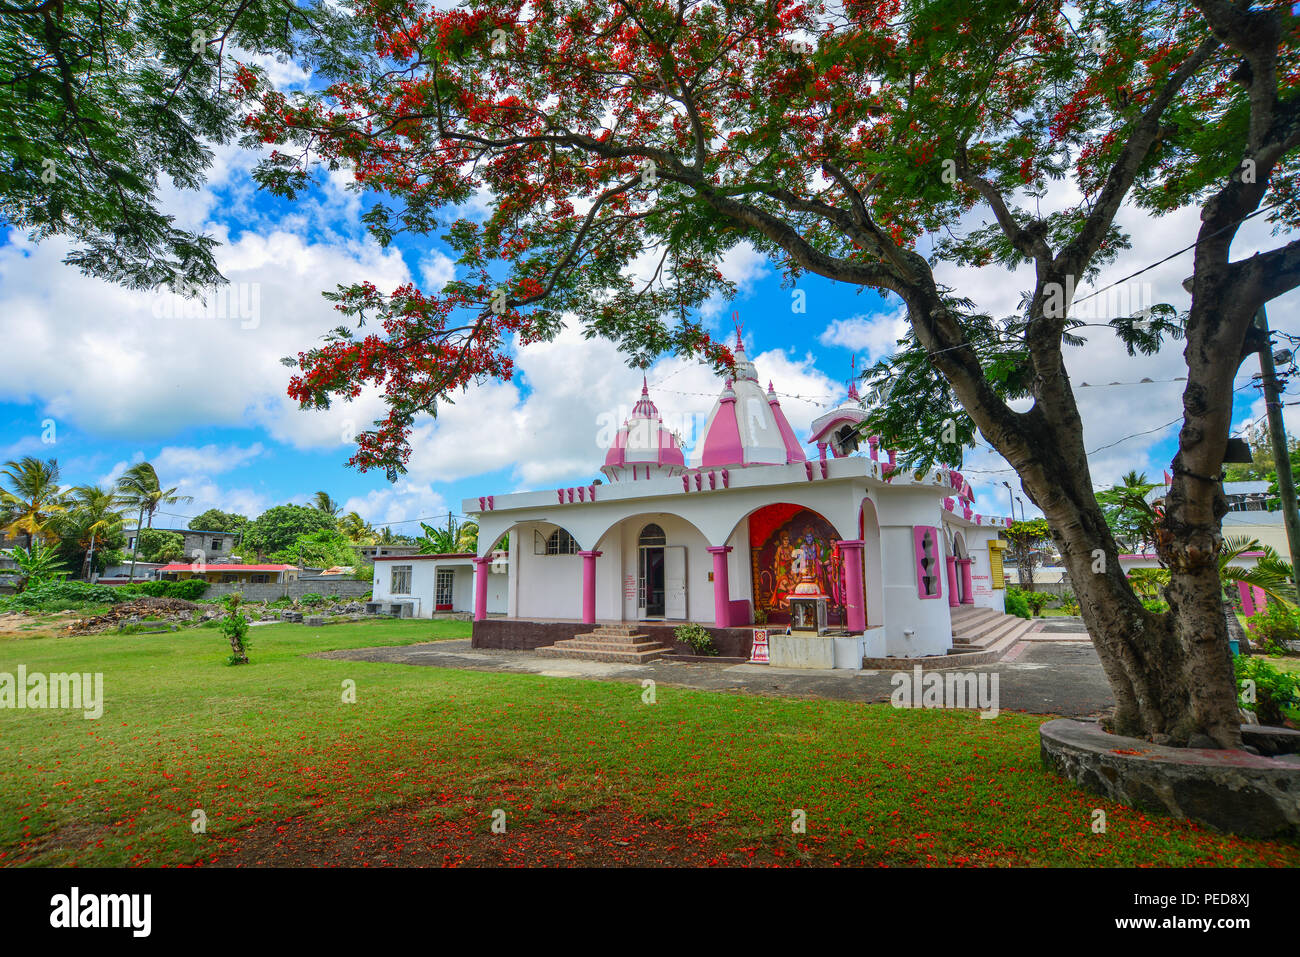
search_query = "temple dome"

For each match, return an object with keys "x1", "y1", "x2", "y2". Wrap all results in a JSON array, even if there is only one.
[
  {"x1": 691, "y1": 339, "x2": 807, "y2": 469},
  {"x1": 601, "y1": 379, "x2": 687, "y2": 480}
]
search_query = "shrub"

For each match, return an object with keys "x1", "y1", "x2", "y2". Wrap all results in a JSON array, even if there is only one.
[
  {"x1": 299, "y1": 593, "x2": 325, "y2": 606},
  {"x1": 1235, "y1": 655, "x2": 1300, "y2": 726},
  {"x1": 1142, "y1": 597, "x2": 1170, "y2": 614},
  {"x1": 220, "y1": 593, "x2": 250, "y2": 665},
  {"x1": 1023, "y1": 591, "x2": 1051, "y2": 617},
  {"x1": 1245, "y1": 602, "x2": 1300, "y2": 653},
  {"x1": 1004, "y1": 588, "x2": 1030, "y2": 619},
  {"x1": 1058, "y1": 590, "x2": 1080, "y2": 615},
  {"x1": 130, "y1": 579, "x2": 210, "y2": 600},
  {"x1": 674, "y1": 622, "x2": 718, "y2": 656},
  {"x1": 0, "y1": 579, "x2": 126, "y2": 610}
]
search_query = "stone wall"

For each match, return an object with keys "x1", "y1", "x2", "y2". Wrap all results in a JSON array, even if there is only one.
[
  {"x1": 199, "y1": 579, "x2": 373, "y2": 602},
  {"x1": 473, "y1": 618, "x2": 756, "y2": 658}
]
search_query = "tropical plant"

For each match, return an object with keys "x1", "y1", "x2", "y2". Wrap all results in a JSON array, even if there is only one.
[
  {"x1": 1244, "y1": 602, "x2": 1300, "y2": 656},
  {"x1": 116, "y1": 462, "x2": 193, "y2": 580},
  {"x1": 9, "y1": 540, "x2": 68, "y2": 592},
  {"x1": 1004, "y1": 588, "x2": 1030, "y2": 620},
  {"x1": 1127, "y1": 537, "x2": 1297, "y2": 610},
  {"x1": 339, "y1": 511, "x2": 375, "y2": 544},
  {"x1": 1096, "y1": 471, "x2": 1160, "y2": 555},
  {"x1": 311, "y1": 491, "x2": 343, "y2": 517},
  {"x1": 57, "y1": 484, "x2": 127, "y2": 578},
  {"x1": 1, "y1": 456, "x2": 69, "y2": 546}
]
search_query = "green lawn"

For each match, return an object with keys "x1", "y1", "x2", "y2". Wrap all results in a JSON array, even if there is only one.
[{"x1": 0, "y1": 618, "x2": 1295, "y2": 867}]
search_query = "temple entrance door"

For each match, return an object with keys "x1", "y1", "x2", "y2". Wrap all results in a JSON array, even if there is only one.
[
  {"x1": 637, "y1": 523, "x2": 668, "y2": 619},
  {"x1": 664, "y1": 546, "x2": 687, "y2": 619},
  {"x1": 638, "y1": 546, "x2": 665, "y2": 618}
]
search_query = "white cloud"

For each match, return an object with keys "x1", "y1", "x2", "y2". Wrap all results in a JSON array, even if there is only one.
[
  {"x1": 419, "y1": 249, "x2": 457, "y2": 291},
  {"x1": 153, "y1": 442, "x2": 264, "y2": 477},
  {"x1": 0, "y1": 229, "x2": 410, "y2": 451},
  {"x1": 818, "y1": 308, "x2": 909, "y2": 362}
]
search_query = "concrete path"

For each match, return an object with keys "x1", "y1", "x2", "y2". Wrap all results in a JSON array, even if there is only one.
[{"x1": 318, "y1": 637, "x2": 1115, "y2": 718}]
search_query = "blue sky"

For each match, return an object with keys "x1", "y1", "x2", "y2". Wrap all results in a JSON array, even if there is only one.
[{"x1": 2, "y1": 71, "x2": 1297, "y2": 533}]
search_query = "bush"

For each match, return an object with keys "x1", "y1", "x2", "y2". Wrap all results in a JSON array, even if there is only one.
[
  {"x1": 130, "y1": 579, "x2": 210, "y2": 600},
  {"x1": 1246, "y1": 602, "x2": 1300, "y2": 654},
  {"x1": 1023, "y1": 591, "x2": 1051, "y2": 617},
  {"x1": 1235, "y1": 655, "x2": 1300, "y2": 726},
  {"x1": 0, "y1": 579, "x2": 127, "y2": 610},
  {"x1": 299, "y1": 593, "x2": 325, "y2": 606},
  {"x1": 220, "y1": 593, "x2": 250, "y2": 665},
  {"x1": 1142, "y1": 598, "x2": 1170, "y2": 614},
  {"x1": 1058, "y1": 590, "x2": 1080, "y2": 615},
  {"x1": 1004, "y1": 588, "x2": 1030, "y2": 619},
  {"x1": 674, "y1": 622, "x2": 718, "y2": 656}
]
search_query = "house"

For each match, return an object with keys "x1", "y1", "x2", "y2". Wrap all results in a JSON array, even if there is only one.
[
  {"x1": 462, "y1": 336, "x2": 1014, "y2": 664},
  {"x1": 126, "y1": 528, "x2": 243, "y2": 563},
  {"x1": 357, "y1": 544, "x2": 421, "y2": 560},
  {"x1": 156, "y1": 563, "x2": 299, "y2": 584},
  {"x1": 370, "y1": 551, "x2": 508, "y2": 617}
]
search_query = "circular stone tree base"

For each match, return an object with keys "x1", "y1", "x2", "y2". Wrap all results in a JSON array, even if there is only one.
[{"x1": 1039, "y1": 718, "x2": 1300, "y2": 838}]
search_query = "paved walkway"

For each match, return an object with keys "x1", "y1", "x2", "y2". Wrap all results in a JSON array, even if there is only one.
[{"x1": 318, "y1": 636, "x2": 1114, "y2": 718}]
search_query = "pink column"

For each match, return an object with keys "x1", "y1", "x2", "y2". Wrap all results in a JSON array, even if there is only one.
[
  {"x1": 578, "y1": 550, "x2": 601, "y2": 624},
  {"x1": 473, "y1": 556, "x2": 492, "y2": 621},
  {"x1": 946, "y1": 556, "x2": 959, "y2": 608},
  {"x1": 958, "y1": 559, "x2": 974, "y2": 605},
  {"x1": 838, "y1": 540, "x2": 866, "y2": 632},
  {"x1": 1252, "y1": 585, "x2": 1267, "y2": 615},
  {"x1": 1237, "y1": 581, "x2": 1256, "y2": 616},
  {"x1": 707, "y1": 546, "x2": 732, "y2": 627}
]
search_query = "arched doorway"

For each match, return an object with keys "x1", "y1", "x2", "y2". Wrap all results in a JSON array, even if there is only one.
[
  {"x1": 745, "y1": 503, "x2": 846, "y2": 627},
  {"x1": 637, "y1": 523, "x2": 667, "y2": 619}
]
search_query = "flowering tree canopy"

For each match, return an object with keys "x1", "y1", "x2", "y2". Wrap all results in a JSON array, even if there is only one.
[{"x1": 248, "y1": 0, "x2": 1300, "y2": 748}]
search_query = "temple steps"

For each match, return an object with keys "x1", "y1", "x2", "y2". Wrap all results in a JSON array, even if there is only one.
[
  {"x1": 948, "y1": 606, "x2": 1038, "y2": 656},
  {"x1": 535, "y1": 624, "x2": 671, "y2": 664}
]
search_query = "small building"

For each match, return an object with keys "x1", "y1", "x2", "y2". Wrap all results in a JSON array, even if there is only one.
[
  {"x1": 370, "y1": 551, "x2": 508, "y2": 617},
  {"x1": 126, "y1": 528, "x2": 243, "y2": 563},
  {"x1": 357, "y1": 544, "x2": 422, "y2": 560},
  {"x1": 157, "y1": 563, "x2": 299, "y2": 584},
  {"x1": 463, "y1": 339, "x2": 1013, "y2": 662}
]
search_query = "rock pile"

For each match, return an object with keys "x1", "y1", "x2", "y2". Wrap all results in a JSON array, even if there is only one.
[{"x1": 68, "y1": 597, "x2": 201, "y2": 634}]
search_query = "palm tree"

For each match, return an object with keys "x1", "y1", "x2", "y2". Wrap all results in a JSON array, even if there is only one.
[
  {"x1": 1126, "y1": 536, "x2": 1297, "y2": 609},
  {"x1": 312, "y1": 491, "x2": 342, "y2": 518},
  {"x1": 63, "y1": 485, "x2": 126, "y2": 579},
  {"x1": 339, "y1": 511, "x2": 374, "y2": 543},
  {"x1": 116, "y1": 462, "x2": 193, "y2": 581},
  {"x1": 0, "y1": 457, "x2": 69, "y2": 547},
  {"x1": 1097, "y1": 471, "x2": 1159, "y2": 554}
]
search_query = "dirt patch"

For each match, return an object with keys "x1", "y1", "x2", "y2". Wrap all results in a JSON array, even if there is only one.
[
  {"x1": 202, "y1": 802, "x2": 781, "y2": 868},
  {"x1": 68, "y1": 597, "x2": 203, "y2": 634},
  {"x1": 0, "y1": 610, "x2": 81, "y2": 640}
]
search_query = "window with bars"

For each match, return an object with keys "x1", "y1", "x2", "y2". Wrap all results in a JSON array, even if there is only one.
[
  {"x1": 435, "y1": 568, "x2": 454, "y2": 608},
  {"x1": 542, "y1": 528, "x2": 579, "y2": 555},
  {"x1": 390, "y1": 565, "x2": 412, "y2": 594}
]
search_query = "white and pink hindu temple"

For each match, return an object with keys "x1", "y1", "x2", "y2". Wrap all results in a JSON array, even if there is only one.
[{"x1": 463, "y1": 336, "x2": 1013, "y2": 662}]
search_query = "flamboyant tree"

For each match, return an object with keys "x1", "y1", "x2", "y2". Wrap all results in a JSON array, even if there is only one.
[{"x1": 247, "y1": 0, "x2": 1300, "y2": 748}]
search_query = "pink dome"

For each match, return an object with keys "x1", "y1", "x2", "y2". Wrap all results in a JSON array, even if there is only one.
[{"x1": 601, "y1": 379, "x2": 686, "y2": 479}]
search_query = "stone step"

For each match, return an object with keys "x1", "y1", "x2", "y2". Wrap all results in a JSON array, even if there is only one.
[
  {"x1": 552, "y1": 637, "x2": 665, "y2": 653},
  {"x1": 956, "y1": 615, "x2": 1028, "y2": 650},
  {"x1": 588, "y1": 624, "x2": 639, "y2": 636},
  {"x1": 953, "y1": 611, "x2": 1021, "y2": 645},
  {"x1": 535, "y1": 644, "x2": 669, "y2": 664},
  {"x1": 574, "y1": 630, "x2": 652, "y2": 643}
]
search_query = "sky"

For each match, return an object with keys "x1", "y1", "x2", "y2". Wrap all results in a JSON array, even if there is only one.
[{"x1": 2, "y1": 57, "x2": 1298, "y2": 536}]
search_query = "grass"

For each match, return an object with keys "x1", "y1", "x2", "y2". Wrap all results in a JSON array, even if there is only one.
[{"x1": 0, "y1": 618, "x2": 1295, "y2": 867}]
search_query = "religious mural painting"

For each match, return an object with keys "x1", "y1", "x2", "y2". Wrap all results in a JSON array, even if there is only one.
[{"x1": 748, "y1": 503, "x2": 846, "y2": 626}]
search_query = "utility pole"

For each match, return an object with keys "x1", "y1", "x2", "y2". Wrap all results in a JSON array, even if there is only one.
[
  {"x1": 1002, "y1": 481, "x2": 1015, "y2": 521},
  {"x1": 1255, "y1": 305, "x2": 1300, "y2": 588}
]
